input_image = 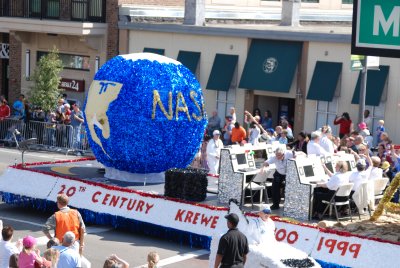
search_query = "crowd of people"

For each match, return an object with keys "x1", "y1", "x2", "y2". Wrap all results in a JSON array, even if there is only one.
[
  {"x1": 0, "y1": 194, "x2": 161, "y2": 268},
  {"x1": 201, "y1": 107, "x2": 399, "y2": 214},
  {"x1": 0, "y1": 94, "x2": 85, "y2": 153}
]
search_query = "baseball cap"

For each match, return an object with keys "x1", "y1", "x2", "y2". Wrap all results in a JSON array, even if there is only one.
[
  {"x1": 356, "y1": 158, "x2": 366, "y2": 167},
  {"x1": 261, "y1": 205, "x2": 271, "y2": 214},
  {"x1": 224, "y1": 213, "x2": 239, "y2": 225},
  {"x1": 358, "y1": 122, "x2": 367, "y2": 130},
  {"x1": 213, "y1": 130, "x2": 221, "y2": 136},
  {"x1": 23, "y1": 235, "x2": 37, "y2": 248}
]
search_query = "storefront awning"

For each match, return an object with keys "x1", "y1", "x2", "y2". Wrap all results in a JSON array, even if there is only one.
[
  {"x1": 351, "y1": 65, "x2": 390, "y2": 106},
  {"x1": 306, "y1": 61, "x2": 342, "y2": 102},
  {"x1": 206, "y1": 53, "x2": 238, "y2": 91},
  {"x1": 177, "y1": 50, "x2": 201, "y2": 74},
  {"x1": 143, "y1": 47, "x2": 165, "y2": 55},
  {"x1": 239, "y1": 39, "x2": 303, "y2": 92}
]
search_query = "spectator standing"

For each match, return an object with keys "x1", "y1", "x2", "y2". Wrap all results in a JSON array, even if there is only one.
[
  {"x1": 222, "y1": 116, "x2": 234, "y2": 146},
  {"x1": 207, "y1": 130, "x2": 224, "y2": 175},
  {"x1": 280, "y1": 120, "x2": 294, "y2": 142},
  {"x1": 229, "y1": 107, "x2": 236, "y2": 124},
  {"x1": 358, "y1": 122, "x2": 370, "y2": 138},
  {"x1": 104, "y1": 254, "x2": 130, "y2": 268},
  {"x1": 0, "y1": 99, "x2": 10, "y2": 120},
  {"x1": 12, "y1": 94, "x2": 25, "y2": 119},
  {"x1": 278, "y1": 129, "x2": 288, "y2": 145},
  {"x1": 231, "y1": 122, "x2": 246, "y2": 144},
  {"x1": 248, "y1": 122, "x2": 260, "y2": 146},
  {"x1": 363, "y1": 110, "x2": 372, "y2": 130},
  {"x1": 18, "y1": 235, "x2": 50, "y2": 268},
  {"x1": 0, "y1": 226, "x2": 20, "y2": 268},
  {"x1": 263, "y1": 147, "x2": 294, "y2": 210},
  {"x1": 52, "y1": 232, "x2": 81, "y2": 268},
  {"x1": 71, "y1": 103, "x2": 84, "y2": 152},
  {"x1": 379, "y1": 132, "x2": 392, "y2": 151},
  {"x1": 262, "y1": 110, "x2": 273, "y2": 130},
  {"x1": 43, "y1": 194, "x2": 86, "y2": 255},
  {"x1": 43, "y1": 248, "x2": 60, "y2": 268},
  {"x1": 376, "y1": 120, "x2": 385, "y2": 145},
  {"x1": 208, "y1": 111, "x2": 221, "y2": 137},
  {"x1": 334, "y1": 112, "x2": 353, "y2": 139},
  {"x1": 214, "y1": 213, "x2": 249, "y2": 268}
]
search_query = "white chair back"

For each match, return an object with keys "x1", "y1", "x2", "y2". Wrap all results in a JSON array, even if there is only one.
[
  {"x1": 336, "y1": 183, "x2": 354, "y2": 197},
  {"x1": 252, "y1": 168, "x2": 270, "y2": 183},
  {"x1": 373, "y1": 177, "x2": 389, "y2": 195}
]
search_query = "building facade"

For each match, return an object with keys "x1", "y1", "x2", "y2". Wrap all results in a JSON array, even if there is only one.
[
  {"x1": 118, "y1": 1, "x2": 400, "y2": 144},
  {"x1": 0, "y1": 0, "x2": 119, "y2": 106}
]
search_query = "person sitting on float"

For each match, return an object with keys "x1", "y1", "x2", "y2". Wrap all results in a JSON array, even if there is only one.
[{"x1": 312, "y1": 160, "x2": 350, "y2": 220}]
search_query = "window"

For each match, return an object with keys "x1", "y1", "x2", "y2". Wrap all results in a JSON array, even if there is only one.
[
  {"x1": 216, "y1": 68, "x2": 237, "y2": 124},
  {"x1": 37, "y1": 51, "x2": 90, "y2": 71},
  {"x1": 316, "y1": 98, "x2": 338, "y2": 135},
  {"x1": 302, "y1": 0, "x2": 319, "y2": 3},
  {"x1": 342, "y1": 0, "x2": 353, "y2": 4},
  {"x1": 47, "y1": 0, "x2": 60, "y2": 18}
]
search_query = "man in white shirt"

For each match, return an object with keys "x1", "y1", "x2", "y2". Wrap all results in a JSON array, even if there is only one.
[
  {"x1": 0, "y1": 226, "x2": 20, "y2": 267},
  {"x1": 349, "y1": 159, "x2": 369, "y2": 193},
  {"x1": 307, "y1": 131, "x2": 329, "y2": 156},
  {"x1": 52, "y1": 232, "x2": 81, "y2": 268},
  {"x1": 264, "y1": 147, "x2": 293, "y2": 210},
  {"x1": 320, "y1": 126, "x2": 335, "y2": 154}
]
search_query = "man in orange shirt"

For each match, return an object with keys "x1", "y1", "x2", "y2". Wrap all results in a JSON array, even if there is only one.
[
  {"x1": 231, "y1": 122, "x2": 247, "y2": 144},
  {"x1": 43, "y1": 194, "x2": 86, "y2": 255}
]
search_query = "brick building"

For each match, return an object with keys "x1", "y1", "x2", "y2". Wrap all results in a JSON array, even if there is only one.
[{"x1": 0, "y1": 0, "x2": 119, "y2": 106}]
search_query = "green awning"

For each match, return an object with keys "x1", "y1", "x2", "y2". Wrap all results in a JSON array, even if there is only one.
[
  {"x1": 307, "y1": 61, "x2": 342, "y2": 101},
  {"x1": 143, "y1": 47, "x2": 165, "y2": 55},
  {"x1": 239, "y1": 39, "x2": 303, "y2": 92},
  {"x1": 206, "y1": 54, "x2": 239, "y2": 91},
  {"x1": 351, "y1": 65, "x2": 389, "y2": 106},
  {"x1": 177, "y1": 51, "x2": 201, "y2": 74}
]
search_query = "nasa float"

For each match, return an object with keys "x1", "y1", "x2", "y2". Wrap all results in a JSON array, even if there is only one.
[{"x1": 0, "y1": 53, "x2": 399, "y2": 268}]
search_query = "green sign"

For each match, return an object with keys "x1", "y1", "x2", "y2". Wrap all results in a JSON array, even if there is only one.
[{"x1": 352, "y1": 0, "x2": 400, "y2": 57}]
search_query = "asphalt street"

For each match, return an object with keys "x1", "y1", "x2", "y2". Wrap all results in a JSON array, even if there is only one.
[{"x1": 0, "y1": 147, "x2": 210, "y2": 267}]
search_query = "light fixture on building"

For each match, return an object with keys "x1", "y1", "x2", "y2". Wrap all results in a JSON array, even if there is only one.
[
  {"x1": 95, "y1": 56, "x2": 100, "y2": 73},
  {"x1": 25, "y1": 49, "x2": 30, "y2": 80}
]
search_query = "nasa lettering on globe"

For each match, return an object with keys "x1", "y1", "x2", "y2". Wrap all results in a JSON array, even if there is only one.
[{"x1": 83, "y1": 53, "x2": 208, "y2": 174}]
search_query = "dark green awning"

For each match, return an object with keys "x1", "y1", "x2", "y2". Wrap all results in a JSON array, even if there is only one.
[
  {"x1": 143, "y1": 47, "x2": 165, "y2": 55},
  {"x1": 307, "y1": 61, "x2": 342, "y2": 101},
  {"x1": 352, "y1": 65, "x2": 389, "y2": 106},
  {"x1": 239, "y1": 39, "x2": 303, "y2": 92},
  {"x1": 177, "y1": 51, "x2": 201, "y2": 74},
  {"x1": 206, "y1": 54, "x2": 239, "y2": 91}
]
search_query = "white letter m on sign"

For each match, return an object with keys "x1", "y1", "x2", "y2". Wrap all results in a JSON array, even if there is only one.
[{"x1": 373, "y1": 5, "x2": 400, "y2": 37}]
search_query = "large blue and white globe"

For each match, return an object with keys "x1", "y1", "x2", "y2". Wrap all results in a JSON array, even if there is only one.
[{"x1": 83, "y1": 53, "x2": 207, "y2": 175}]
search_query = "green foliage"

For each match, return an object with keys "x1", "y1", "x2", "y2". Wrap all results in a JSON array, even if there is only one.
[{"x1": 29, "y1": 48, "x2": 63, "y2": 113}]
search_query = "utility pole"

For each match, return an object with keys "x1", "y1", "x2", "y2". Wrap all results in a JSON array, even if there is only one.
[{"x1": 358, "y1": 56, "x2": 367, "y2": 124}]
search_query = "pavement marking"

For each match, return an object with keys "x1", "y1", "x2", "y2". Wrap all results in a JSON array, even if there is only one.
[{"x1": 133, "y1": 249, "x2": 210, "y2": 268}]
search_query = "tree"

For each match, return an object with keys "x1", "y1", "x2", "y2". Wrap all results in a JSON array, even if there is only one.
[{"x1": 29, "y1": 48, "x2": 63, "y2": 113}]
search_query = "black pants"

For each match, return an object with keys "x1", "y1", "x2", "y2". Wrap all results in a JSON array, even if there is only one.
[
  {"x1": 313, "y1": 187, "x2": 348, "y2": 214},
  {"x1": 272, "y1": 171, "x2": 286, "y2": 207},
  {"x1": 220, "y1": 264, "x2": 244, "y2": 268}
]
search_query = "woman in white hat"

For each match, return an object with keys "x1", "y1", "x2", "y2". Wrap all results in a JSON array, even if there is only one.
[{"x1": 206, "y1": 130, "x2": 224, "y2": 175}]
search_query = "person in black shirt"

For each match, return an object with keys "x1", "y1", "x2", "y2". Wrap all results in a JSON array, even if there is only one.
[{"x1": 214, "y1": 213, "x2": 249, "y2": 268}]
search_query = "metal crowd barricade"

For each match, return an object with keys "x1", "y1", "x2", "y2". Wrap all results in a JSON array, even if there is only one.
[{"x1": 0, "y1": 117, "x2": 91, "y2": 155}]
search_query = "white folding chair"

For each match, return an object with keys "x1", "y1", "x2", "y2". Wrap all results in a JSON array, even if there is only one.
[
  {"x1": 321, "y1": 183, "x2": 354, "y2": 222},
  {"x1": 245, "y1": 170, "x2": 268, "y2": 208},
  {"x1": 368, "y1": 177, "x2": 389, "y2": 213}
]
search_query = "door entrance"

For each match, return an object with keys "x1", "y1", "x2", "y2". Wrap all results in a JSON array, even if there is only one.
[
  {"x1": 1, "y1": 59, "x2": 9, "y2": 100},
  {"x1": 254, "y1": 96, "x2": 295, "y2": 129}
]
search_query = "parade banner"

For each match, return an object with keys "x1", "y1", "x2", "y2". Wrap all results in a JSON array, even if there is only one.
[{"x1": 1, "y1": 162, "x2": 400, "y2": 267}]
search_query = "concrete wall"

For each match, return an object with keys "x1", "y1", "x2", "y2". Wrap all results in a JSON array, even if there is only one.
[
  {"x1": 21, "y1": 33, "x2": 107, "y2": 104},
  {"x1": 127, "y1": 30, "x2": 248, "y2": 123},
  {"x1": 120, "y1": 0, "x2": 352, "y2": 10}
]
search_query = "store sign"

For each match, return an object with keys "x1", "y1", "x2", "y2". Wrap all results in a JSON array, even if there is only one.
[
  {"x1": 352, "y1": 0, "x2": 400, "y2": 57},
  {"x1": 0, "y1": 43, "x2": 9, "y2": 59},
  {"x1": 59, "y1": 78, "x2": 85, "y2": 92}
]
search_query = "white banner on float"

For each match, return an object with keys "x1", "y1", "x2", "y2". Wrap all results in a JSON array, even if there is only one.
[
  {"x1": 46, "y1": 173, "x2": 228, "y2": 237},
  {"x1": 311, "y1": 231, "x2": 400, "y2": 268},
  {"x1": 274, "y1": 221, "x2": 320, "y2": 255}
]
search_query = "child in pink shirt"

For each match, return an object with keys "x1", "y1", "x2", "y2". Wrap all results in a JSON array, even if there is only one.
[{"x1": 18, "y1": 236, "x2": 51, "y2": 268}]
